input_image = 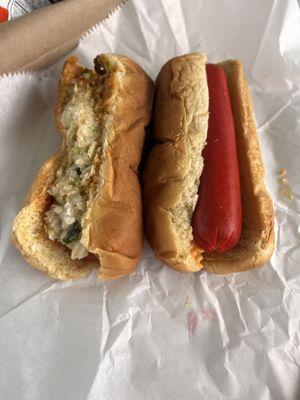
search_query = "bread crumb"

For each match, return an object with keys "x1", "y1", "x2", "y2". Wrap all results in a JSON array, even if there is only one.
[
  {"x1": 185, "y1": 296, "x2": 193, "y2": 308},
  {"x1": 278, "y1": 169, "x2": 294, "y2": 201}
]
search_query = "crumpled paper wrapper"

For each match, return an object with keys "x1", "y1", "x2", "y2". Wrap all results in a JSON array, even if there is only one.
[{"x1": 1, "y1": 1, "x2": 300, "y2": 399}]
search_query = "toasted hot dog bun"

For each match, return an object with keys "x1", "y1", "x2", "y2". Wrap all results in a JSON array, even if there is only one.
[
  {"x1": 12, "y1": 54, "x2": 154, "y2": 280},
  {"x1": 143, "y1": 54, "x2": 274, "y2": 274}
]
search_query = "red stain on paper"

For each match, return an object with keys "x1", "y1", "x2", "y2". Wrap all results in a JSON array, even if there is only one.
[
  {"x1": 187, "y1": 309, "x2": 198, "y2": 337},
  {"x1": 201, "y1": 308, "x2": 216, "y2": 320}
]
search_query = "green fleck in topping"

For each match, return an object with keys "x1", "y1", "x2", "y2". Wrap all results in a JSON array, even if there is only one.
[
  {"x1": 75, "y1": 167, "x2": 81, "y2": 176},
  {"x1": 62, "y1": 221, "x2": 81, "y2": 244},
  {"x1": 82, "y1": 72, "x2": 91, "y2": 79},
  {"x1": 91, "y1": 125, "x2": 99, "y2": 133}
]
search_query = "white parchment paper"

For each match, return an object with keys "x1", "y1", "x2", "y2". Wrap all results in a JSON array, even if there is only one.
[{"x1": 1, "y1": 1, "x2": 300, "y2": 399}]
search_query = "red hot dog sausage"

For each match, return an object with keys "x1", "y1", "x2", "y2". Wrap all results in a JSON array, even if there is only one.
[{"x1": 192, "y1": 64, "x2": 242, "y2": 252}]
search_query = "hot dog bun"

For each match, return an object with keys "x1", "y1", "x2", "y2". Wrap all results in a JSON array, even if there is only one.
[
  {"x1": 203, "y1": 60, "x2": 274, "y2": 273},
  {"x1": 12, "y1": 54, "x2": 154, "y2": 280},
  {"x1": 143, "y1": 53, "x2": 209, "y2": 272},
  {"x1": 143, "y1": 54, "x2": 274, "y2": 274}
]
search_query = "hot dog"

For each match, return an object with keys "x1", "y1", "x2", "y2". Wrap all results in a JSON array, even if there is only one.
[
  {"x1": 143, "y1": 53, "x2": 274, "y2": 274},
  {"x1": 12, "y1": 54, "x2": 154, "y2": 281},
  {"x1": 192, "y1": 64, "x2": 242, "y2": 253}
]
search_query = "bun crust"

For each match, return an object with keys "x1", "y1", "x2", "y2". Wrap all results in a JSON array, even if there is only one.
[
  {"x1": 143, "y1": 54, "x2": 209, "y2": 272},
  {"x1": 12, "y1": 55, "x2": 154, "y2": 280},
  {"x1": 144, "y1": 56, "x2": 274, "y2": 274}
]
